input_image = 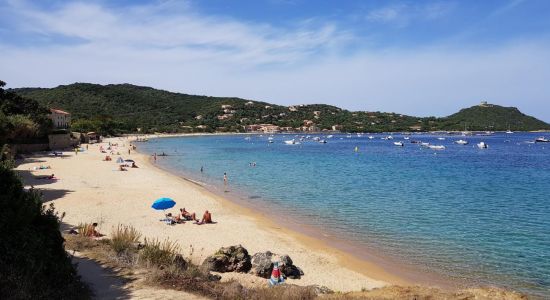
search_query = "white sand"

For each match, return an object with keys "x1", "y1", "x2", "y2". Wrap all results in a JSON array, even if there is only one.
[{"x1": 16, "y1": 137, "x2": 408, "y2": 292}]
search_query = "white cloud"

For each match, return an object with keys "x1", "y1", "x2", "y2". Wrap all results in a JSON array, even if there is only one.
[{"x1": 1, "y1": 1, "x2": 549, "y2": 122}]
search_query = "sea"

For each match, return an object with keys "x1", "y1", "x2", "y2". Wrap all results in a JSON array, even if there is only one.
[{"x1": 139, "y1": 132, "x2": 550, "y2": 297}]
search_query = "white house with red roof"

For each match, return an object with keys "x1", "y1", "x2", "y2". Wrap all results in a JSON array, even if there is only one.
[{"x1": 49, "y1": 108, "x2": 71, "y2": 129}]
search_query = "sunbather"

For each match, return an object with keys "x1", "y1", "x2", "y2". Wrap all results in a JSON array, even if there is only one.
[
  {"x1": 131, "y1": 162, "x2": 138, "y2": 168},
  {"x1": 197, "y1": 210, "x2": 213, "y2": 224},
  {"x1": 39, "y1": 174, "x2": 57, "y2": 180},
  {"x1": 180, "y1": 208, "x2": 197, "y2": 221},
  {"x1": 119, "y1": 165, "x2": 127, "y2": 171}
]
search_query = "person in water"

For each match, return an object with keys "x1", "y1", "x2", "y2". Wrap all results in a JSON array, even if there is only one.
[
  {"x1": 200, "y1": 166, "x2": 203, "y2": 173},
  {"x1": 223, "y1": 172, "x2": 228, "y2": 191}
]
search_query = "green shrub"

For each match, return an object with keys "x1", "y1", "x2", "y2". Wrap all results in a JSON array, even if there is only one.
[{"x1": 0, "y1": 162, "x2": 89, "y2": 299}]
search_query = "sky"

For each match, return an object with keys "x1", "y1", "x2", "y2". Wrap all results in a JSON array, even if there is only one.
[{"x1": 1, "y1": 0, "x2": 550, "y2": 121}]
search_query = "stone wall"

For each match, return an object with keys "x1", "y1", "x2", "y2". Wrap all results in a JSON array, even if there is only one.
[{"x1": 48, "y1": 134, "x2": 78, "y2": 150}]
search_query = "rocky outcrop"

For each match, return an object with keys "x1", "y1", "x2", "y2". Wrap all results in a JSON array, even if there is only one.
[
  {"x1": 201, "y1": 245, "x2": 251, "y2": 273},
  {"x1": 250, "y1": 252, "x2": 304, "y2": 279},
  {"x1": 250, "y1": 251, "x2": 275, "y2": 278},
  {"x1": 279, "y1": 254, "x2": 304, "y2": 279}
]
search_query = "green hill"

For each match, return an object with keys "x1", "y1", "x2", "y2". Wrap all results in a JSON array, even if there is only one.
[
  {"x1": 437, "y1": 104, "x2": 550, "y2": 131},
  {"x1": 11, "y1": 83, "x2": 550, "y2": 134}
]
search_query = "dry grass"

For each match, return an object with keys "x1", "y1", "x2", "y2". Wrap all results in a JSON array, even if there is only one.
[
  {"x1": 76, "y1": 222, "x2": 94, "y2": 237},
  {"x1": 110, "y1": 224, "x2": 141, "y2": 254},
  {"x1": 139, "y1": 238, "x2": 180, "y2": 268}
]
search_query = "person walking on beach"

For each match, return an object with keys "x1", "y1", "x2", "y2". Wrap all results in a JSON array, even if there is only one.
[
  {"x1": 153, "y1": 152, "x2": 157, "y2": 163},
  {"x1": 128, "y1": 148, "x2": 131, "y2": 155}
]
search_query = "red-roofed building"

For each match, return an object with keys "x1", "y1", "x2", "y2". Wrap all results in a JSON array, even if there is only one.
[{"x1": 49, "y1": 108, "x2": 71, "y2": 129}]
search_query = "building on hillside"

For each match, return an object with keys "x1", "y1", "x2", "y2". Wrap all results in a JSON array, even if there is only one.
[
  {"x1": 479, "y1": 101, "x2": 493, "y2": 107},
  {"x1": 49, "y1": 108, "x2": 71, "y2": 129},
  {"x1": 221, "y1": 104, "x2": 232, "y2": 109},
  {"x1": 260, "y1": 124, "x2": 280, "y2": 133},
  {"x1": 244, "y1": 125, "x2": 262, "y2": 132},
  {"x1": 245, "y1": 101, "x2": 254, "y2": 106}
]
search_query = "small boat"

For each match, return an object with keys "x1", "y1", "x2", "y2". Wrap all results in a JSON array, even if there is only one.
[
  {"x1": 326, "y1": 135, "x2": 333, "y2": 139},
  {"x1": 477, "y1": 142, "x2": 488, "y2": 149},
  {"x1": 382, "y1": 136, "x2": 394, "y2": 140},
  {"x1": 368, "y1": 136, "x2": 375, "y2": 139},
  {"x1": 535, "y1": 137, "x2": 550, "y2": 143},
  {"x1": 284, "y1": 139, "x2": 300, "y2": 145},
  {"x1": 455, "y1": 140, "x2": 469, "y2": 145},
  {"x1": 420, "y1": 142, "x2": 430, "y2": 147},
  {"x1": 428, "y1": 145, "x2": 446, "y2": 150},
  {"x1": 312, "y1": 136, "x2": 321, "y2": 141},
  {"x1": 244, "y1": 137, "x2": 251, "y2": 140},
  {"x1": 437, "y1": 137, "x2": 446, "y2": 140},
  {"x1": 319, "y1": 139, "x2": 327, "y2": 144},
  {"x1": 268, "y1": 137, "x2": 274, "y2": 140},
  {"x1": 506, "y1": 130, "x2": 513, "y2": 134},
  {"x1": 393, "y1": 141, "x2": 404, "y2": 147},
  {"x1": 403, "y1": 136, "x2": 410, "y2": 140},
  {"x1": 268, "y1": 140, "x2": 274, "y2": 143},
  {"x1": 346, "y1": 135, "x2": 352, "y2": 138}
]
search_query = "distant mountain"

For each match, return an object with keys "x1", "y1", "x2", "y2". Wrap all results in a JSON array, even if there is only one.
[{"x1": 11, "y1": 83, "x2": 550, "y2": 133}]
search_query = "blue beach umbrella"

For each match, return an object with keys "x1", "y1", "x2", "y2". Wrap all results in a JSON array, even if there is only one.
[{"x1": 152, "y1": 197, "x2": 176, "y2": 210}]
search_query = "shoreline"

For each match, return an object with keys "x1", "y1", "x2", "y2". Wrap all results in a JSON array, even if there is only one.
[
  {"x1": 138, "y1": 148, "x2": 416, "y2": 286},
  {"x1": 15, "y1": 137, "x2": 394, "y2": 292},
  {"x1": 134, "y1": 134, "x2": 458, "y2": 289}
]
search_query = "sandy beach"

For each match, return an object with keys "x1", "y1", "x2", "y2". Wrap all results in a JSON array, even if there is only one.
[{"x1": 16, "y1": 136, "x2": 413, "y2": 292}]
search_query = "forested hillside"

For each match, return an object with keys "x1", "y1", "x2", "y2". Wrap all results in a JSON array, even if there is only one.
[{"x1": 12, "y1": 83, "x2": 550, "y2": 134}]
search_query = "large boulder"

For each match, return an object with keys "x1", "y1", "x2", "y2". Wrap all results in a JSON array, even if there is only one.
[
  {"x1": 250, "y1": 252, "x2": 304, "y2": 279},
  {"x1": 250, "y1": 251, "x2": 275, "y2": 278},
  {"x1": 201, "y1": 245, "x2": 251, "y2": 273},
  {"x1": 279, "y1": 254, "x2": 304, "y2": 279}
]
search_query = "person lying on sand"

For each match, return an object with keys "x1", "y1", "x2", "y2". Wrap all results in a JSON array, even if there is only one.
[
  {"x1": 165, "y1": 213, "x2": 177, "y2": 225},
  {"x1": 119, "y1": 165, "x2": 127, "y2": 171},
  {"x1": 104, "y1": 155, "x2": 112, "y2": 161},
  {"x1": 131, "y1": 162, "x2": 138, "y2": 168},
  {"x1": 180, "y1": 208, "x2": 198, "y2": 221},
  {"x1": 196, "y1": 210, "x2": 213, "y2": 225},
  {"x1": 38, "y1": 174, "x2": 57, "y2": 180}
]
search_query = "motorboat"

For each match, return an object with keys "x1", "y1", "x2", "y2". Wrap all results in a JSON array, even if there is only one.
[
  {"x1": 404, "y1": 136, "x2": 410, "y2": 140},
  {"x1": 268, "y1": 140, "x2": 274, "y2": 144},
  {"x1": 393, "y1": 141, "x2": 404, "y2": 147},
  {"x1": 319, "y1": 139, "x2": 327, "y2": 144},
  {"x1": 244, "y1": 137, "x2": 251, "y2": 140},
  {"x1": 455, "y1": 140, "x2": 469, "y2": 145},
  {"x1": 312, "y1": 136, "x2": 321, "y2": 141},
  {"x1": 477, "y1": 142, "x2": 488, "y2": 149},
  {"x1": 368, "y1": 136, "x2": 375, "y2": 139},
  {"x1": 284, "y1": 139, "x2": 300, "y2": 145},
  {"x1": 326, "y1": 135, "x2": 333, "y2": 139},
  {"x1": 535, "y1": 137, "x2": 550, "y2": 143},
  {"x1": 428, "y1": 145, "x2": 446, "y2": 150},
  {"x1": 420, "y1": 142, "x2": 430, "y2": 147},
  {"x1": 437, "y1": 137, "x2": 446, "y2": 140}
]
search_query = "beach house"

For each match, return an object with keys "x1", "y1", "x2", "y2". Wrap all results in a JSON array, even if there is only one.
[{"x1": 49, "y1": 108, "x2": 71, "y2": 129}]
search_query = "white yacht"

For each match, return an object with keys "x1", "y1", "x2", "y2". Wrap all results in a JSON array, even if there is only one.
[
  {"x1": 455, "y1": 140, "x2": 469, "y2": 145},
  {"x1": 477, "y1": 142, "x2": 488, "y2": 149}
]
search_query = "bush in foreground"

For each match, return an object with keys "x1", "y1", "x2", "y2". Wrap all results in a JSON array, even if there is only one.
[{"x1": 0, "y1": 162, "x2": 88, "y2": 299}]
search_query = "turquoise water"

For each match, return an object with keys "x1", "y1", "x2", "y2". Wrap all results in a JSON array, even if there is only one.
[{"x1": 139, "y1": 133, "x2": 550, "y2": 297}]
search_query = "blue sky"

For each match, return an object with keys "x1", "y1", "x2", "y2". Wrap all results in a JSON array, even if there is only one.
[{"x1": 1, "y1": 0, "x2": 550, "y2": 121}]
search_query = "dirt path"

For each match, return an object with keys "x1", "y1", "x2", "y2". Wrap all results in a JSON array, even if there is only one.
[{"x1": 72, "y1": 253, "x2": 205, "y2": 300}]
